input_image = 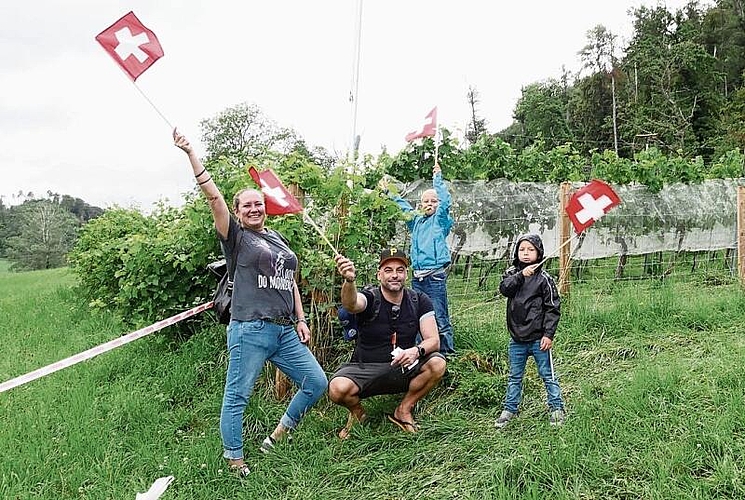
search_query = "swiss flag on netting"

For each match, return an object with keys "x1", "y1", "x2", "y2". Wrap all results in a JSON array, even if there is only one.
[
  {"x1": 565, "y1": 179, "x2": 621, "y2": 234},
  {"x1": 96, "y1": 11, "x2": 164, "y2": 81},
  {"x1": 405, "y1": 107, "x2": 437, "y2": 142},
  {"x1": 248, "y1": 167, "x2": 304, "y2": 216}
]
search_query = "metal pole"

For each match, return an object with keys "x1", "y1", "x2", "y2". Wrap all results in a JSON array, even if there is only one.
[
  {"x1": 738, "y1": 185, "x2": 745, "y2": 287},
  {"x1": 611, "y1": 72, "x2": 618, "y2": 155},
  {"x1": 348, "y1": 0, "x2": 363, "y2": 163}
]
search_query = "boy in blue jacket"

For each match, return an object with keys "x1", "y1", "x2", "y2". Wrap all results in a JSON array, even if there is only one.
[
  {"x1": 385, "y1": 162, "x2": 455, "y2": 355},
  {"x1": 495, "y1": 234, "x2": 565, "y2": 428}
]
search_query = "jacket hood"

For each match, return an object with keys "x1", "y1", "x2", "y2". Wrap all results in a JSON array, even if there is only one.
[{"x1": 512, "y1": 234, "x2": 545, "y2": 269}]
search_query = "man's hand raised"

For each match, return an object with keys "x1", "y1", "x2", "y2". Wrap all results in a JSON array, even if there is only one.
[{"x1": 335, "y1": 254, "x2": 357, "y2": 283}]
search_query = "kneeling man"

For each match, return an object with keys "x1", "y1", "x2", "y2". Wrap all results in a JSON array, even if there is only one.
[{"x1": 330, "y1": 248, "x2": 447, "y2": 438}]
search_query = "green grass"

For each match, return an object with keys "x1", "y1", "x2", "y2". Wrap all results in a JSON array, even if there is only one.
[{"x1": 1, "y1": 262, "x2": 745, "y2": 498}]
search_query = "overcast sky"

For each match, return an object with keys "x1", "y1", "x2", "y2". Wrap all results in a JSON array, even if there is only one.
[{"x1": 1, "y1": 0, "x2": 695, "y2": 210}]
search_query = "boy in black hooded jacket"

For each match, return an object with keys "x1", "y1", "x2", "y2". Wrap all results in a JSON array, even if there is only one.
[{"x1": 495, "y1": 234, "x2": 565, "y2": 428}]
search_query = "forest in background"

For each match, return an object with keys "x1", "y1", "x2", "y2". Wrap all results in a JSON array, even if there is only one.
[{"x1": 494, "y1": 0, "x2": 745, "y2": 161}]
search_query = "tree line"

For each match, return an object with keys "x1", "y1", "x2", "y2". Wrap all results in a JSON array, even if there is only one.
[
  {"x1": 0, "y1": 193, "x2": 102, "y2": 271},
  {"x1": 494, "y1": 0, "x2": 745, "y2": 162}
]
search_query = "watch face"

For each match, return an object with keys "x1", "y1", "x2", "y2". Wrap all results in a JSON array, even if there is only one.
[{"x1": 418, "y1": 346, "x2": 425, "y2": 357}]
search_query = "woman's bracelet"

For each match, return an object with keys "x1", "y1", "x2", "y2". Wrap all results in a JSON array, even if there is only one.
[
  {"x1": 296, "y1": 318, "x2": 307, "y2": 325},
  {"x1": 194, "y1": 167, "x2": 207, "y2": 178},
  {"x1": 197, "y1": 176, "x2": 212, "y2": 186}
]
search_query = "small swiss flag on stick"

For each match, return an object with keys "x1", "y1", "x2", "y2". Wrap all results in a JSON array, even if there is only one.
[
  {"x1": 565, "y1": 179, "x2": 621, "y2": 234},
  {"x1": 405, "y1": 107, "x2": 437, "y2": 142},
  {"x1": 248, "y1": 167, "x2": 342, "y2": 255},
  {"x1": 248, "y1": 167, "x2": 303, "y2": 216}
]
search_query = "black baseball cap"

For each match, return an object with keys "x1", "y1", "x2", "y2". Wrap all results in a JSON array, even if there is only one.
[{"x1": 378, "y1": 247, "x2": 409, "y2": 268}]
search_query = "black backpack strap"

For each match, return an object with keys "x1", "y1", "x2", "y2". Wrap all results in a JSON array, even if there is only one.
[
  {"x1": 226, "y1": 228, "x2": 242, "y2": 281},
  {"x1": 358, "y1": 285, "x2": 382, "y2": 326},
  {"x1": 371, "y1": 286, "x2": 382, "y2": 322},
  {"x1": 404, "y1": 288, "x2": 420, "y2": 319}
]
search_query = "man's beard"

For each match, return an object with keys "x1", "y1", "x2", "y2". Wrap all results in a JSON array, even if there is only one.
[{"x1": 381, "y1": 280, "x2": 404, "y2": 292}]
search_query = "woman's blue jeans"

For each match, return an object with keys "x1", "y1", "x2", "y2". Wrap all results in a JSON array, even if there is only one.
[
  {"x1": 412, "y1": 271, "x2": 455, "y2": 354},
  {"x1": 504, "y1": 339, "x2": 564, "y2": 413},
  {"x1": 220, "y1": 319, "x2": 328, "y2": 460}
]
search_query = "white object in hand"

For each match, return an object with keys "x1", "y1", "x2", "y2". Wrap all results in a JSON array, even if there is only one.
[{"x1": 391, "y1": 347, "x2": 419, "y2": 370}]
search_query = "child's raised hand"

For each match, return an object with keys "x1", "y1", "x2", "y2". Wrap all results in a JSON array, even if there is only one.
[{"x1": 522, "y1": 263, "x2": 538, "y2": 277}]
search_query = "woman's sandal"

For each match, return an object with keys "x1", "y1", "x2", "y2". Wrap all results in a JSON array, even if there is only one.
[{"x1": 229, "y1": 462, "x2": 250, "y2": 478}]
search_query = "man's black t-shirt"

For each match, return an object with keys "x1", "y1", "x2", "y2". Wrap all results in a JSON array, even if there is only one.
[{"x1": 352, "y1": 287, "x2": 434, "y2": 363}]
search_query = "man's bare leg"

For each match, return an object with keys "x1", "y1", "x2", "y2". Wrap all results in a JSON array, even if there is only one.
[
  {"x1": 339, "y1": 403, "x2": 368, "y2": 439},
  {"x1": 329, "y1": 376, "x2": 367, "y2": 439},
  {"x1": 392, "y1": 356, "x2": 447, "y2": 430}
]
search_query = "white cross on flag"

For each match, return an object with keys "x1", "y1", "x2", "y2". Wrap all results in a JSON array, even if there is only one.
[
  {"x1": 248, "y1": 167, "x2": 304, "y2": 216},
  {"x1": 96, "y1": 11, "x2": 164, "y2": 81},
  {"x1": 565, "y1": 179, "x2": 621, "y2": 234},
  {"x1": 405, "y1": 107, "x2": 437, "y2": 142}
]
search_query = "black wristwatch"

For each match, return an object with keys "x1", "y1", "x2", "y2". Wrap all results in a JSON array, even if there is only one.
[{"x1": 417, "y1": 346, "x2": 426, "y2": 358}]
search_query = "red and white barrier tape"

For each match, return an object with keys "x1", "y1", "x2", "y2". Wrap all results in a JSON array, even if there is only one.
[{"x1": 0, "y1": 301, "x2": 214, "y2": 394}]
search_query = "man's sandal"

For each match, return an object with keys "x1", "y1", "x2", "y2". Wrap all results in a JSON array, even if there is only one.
[
  {"x1": 387, "y1": 414, "x2": 420, "y2": 433},
  {"x1": 338, "y1": 411, "x2": 368, "y2": 440}
]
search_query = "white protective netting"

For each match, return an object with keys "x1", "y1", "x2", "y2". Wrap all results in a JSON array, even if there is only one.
[{"x1": 397, "y1": 178, "x2": 744, "y2": 261}]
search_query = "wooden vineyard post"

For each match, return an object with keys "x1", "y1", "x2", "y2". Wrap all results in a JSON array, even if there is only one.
[
  {"x1": 738, "y1": 185, "x2": 745, "y2": 287},
  {"x1": 558, "y1": 182, "x2": 572, "y2": 296},
  {"x1": 273, "y1": 183, "x2": 306, "y2": 401}
]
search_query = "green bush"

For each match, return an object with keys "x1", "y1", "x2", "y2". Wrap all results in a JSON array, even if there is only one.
[{"x1": 68, "y1": 155, "x2": 402, "y2": 341}]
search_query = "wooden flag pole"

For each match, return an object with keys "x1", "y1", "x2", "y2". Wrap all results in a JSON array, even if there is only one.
[
  {"x1": 533, "y1": 232, "x2": 580, "y2": 269},
  {"x1": 303, "y1": 211, "x2": 341, "y2": 257},
  {"x1": 133, "y1": 82, "x2": 173, "y2": 129},
  {"x1": 558, "y1": 181, "x2": 573, "y2": 295}
]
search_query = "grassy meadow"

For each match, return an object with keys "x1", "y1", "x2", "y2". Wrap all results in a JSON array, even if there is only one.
[{"x1": 1, "y1": 258, "x2": 745, "y2": 499}]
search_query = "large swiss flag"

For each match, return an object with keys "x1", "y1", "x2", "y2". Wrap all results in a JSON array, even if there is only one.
[
  {"x1": 565, "y1": 180, "x2": 621, "y2": 234},
  {"x1": 96, "y1": 11, "x2": 164, "y2": 81}
]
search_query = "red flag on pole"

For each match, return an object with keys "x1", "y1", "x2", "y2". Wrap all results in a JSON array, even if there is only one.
[
  {"x1": 96, "y1": 11, "x2": 164, "y2": 81},
  {"x1": 565, "y1": 179, "x2": 621, "y2": 234},
  {"x1": 248, "y1": 167, "x2": 304, "y2": 216},
  {"x1": 405, "y1": 107, "x2": 437, "y2": 142}
]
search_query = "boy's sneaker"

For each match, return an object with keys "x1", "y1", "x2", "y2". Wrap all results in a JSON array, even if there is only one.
[
  {"x1": 259, "y1": 436, "x2": 275, "y2": 454},
  {"x1": 549, "y1": 409, "x2": 566, "y2": 426},
  {"x1": 494, "y1": 410, "x2": 516, "y2": 429},
  {"x1": 259, "y1": 432, "x2": 293, "y2": 453}
]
